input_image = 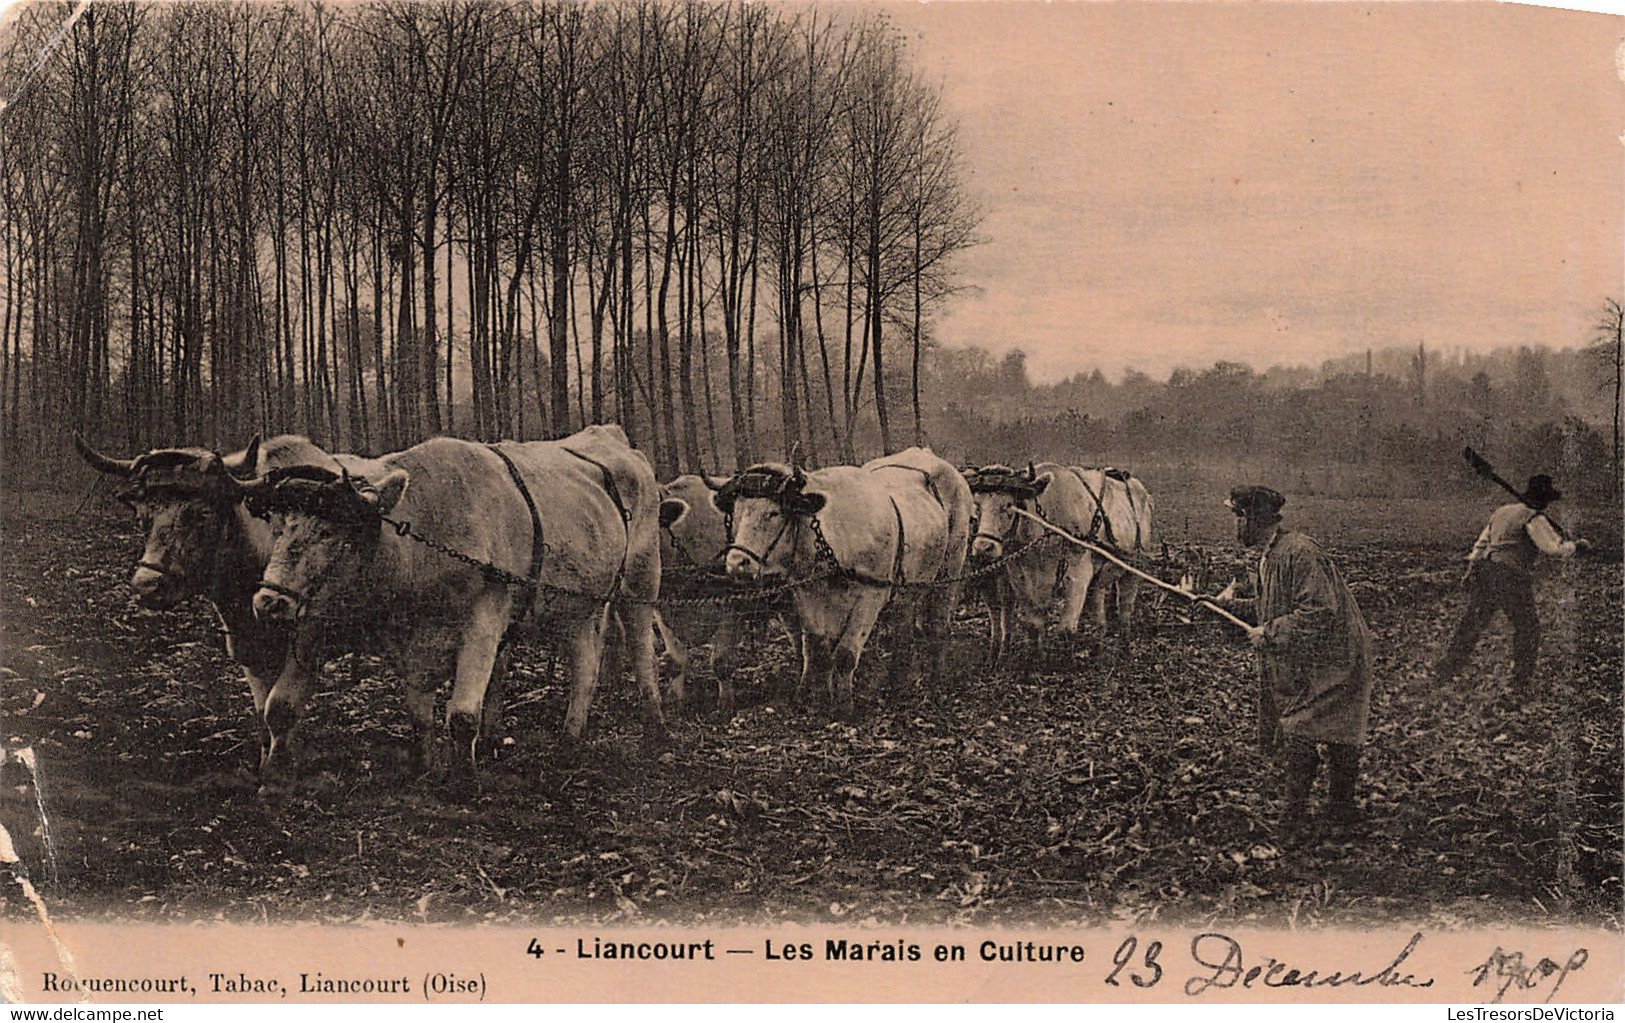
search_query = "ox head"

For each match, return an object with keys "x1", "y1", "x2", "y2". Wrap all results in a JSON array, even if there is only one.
[
  {"x1": 75, "y1": 433, "x2": 261, "y2": 608},
  {"x1": 707, "y1": 464, "x2": 825, "y2": 582},
  {"x1": 244, "y1": 465, "x2": 409, "y2": 623},
  {"x1": 658, "y1": 474, "x2": 733, "y2": 569},
  {"x1": 964, "y1": 462, "x2": 1050, "y2": 560}
]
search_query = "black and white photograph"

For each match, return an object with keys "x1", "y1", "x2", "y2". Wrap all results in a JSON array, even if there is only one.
[{"x1": 0, "y1": 0, "x2": 1620, "y2": 1004}]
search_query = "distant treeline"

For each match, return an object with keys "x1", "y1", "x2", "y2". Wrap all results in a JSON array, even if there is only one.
[{"x1": 922, "y1": 337, "x2": 1623, "y2": 502}]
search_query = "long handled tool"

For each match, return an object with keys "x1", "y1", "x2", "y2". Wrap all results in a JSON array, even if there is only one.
[
  {"x1": 1010, "y1": 507, "x2": 1254, "y2": 631},
  {"x1": 1462, "y1": 447, "x2": 1573, "y2": 540}
]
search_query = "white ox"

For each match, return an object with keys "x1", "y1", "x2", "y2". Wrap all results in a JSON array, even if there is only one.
[
  {"x1": 73, "y1": 433, "x2": 381, "y2": 785},
  {"x1": 966, "y1": 462, "x2": 1155, "y2": 662},
  {"x1": 714, "y1": 448, "x2": 973, "y2": 719},
  {"x1": 653, "y1": 474, "x2": 744, "y2": 715},
  {"x1": 244, "y1": 426, "x2": 664, "y2": 787}
]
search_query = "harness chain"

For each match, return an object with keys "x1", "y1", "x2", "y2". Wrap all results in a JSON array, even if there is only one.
[{"x1": 371, "y1": 500, "x2": 1058, "y2": 608}]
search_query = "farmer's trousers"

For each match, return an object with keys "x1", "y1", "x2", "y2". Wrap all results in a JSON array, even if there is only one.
[
  {"x1": 1434, "y1": 560, "x2": 1540, "y2": 688},
  {"x1": 1281, "y1": 737, "x2": 1359, "y2": 817}
]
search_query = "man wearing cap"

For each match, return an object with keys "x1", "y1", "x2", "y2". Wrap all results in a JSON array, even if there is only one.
[
  {"x1": 1218, "y1": 485, "x2": 1374, "y2": 836},
  {"x1": 1433, "y1": 474, "x2": 1589, "y2": 692}
]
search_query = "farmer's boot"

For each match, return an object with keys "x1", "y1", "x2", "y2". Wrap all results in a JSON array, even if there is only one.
[
  {"x1": 1325, "y1": 743, "x2": 1361, "y2": 832},
  {"x1": 1277, "y1": 738, "x2": 1319, "y2": 844}
]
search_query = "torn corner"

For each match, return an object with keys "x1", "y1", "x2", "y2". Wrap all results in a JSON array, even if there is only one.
[
  {"x1": 0, "y1": 942, "x2": 27, "y2": 1004},
  {"x1": 0, "y1": 818, "x2": 83, "y2": 1002}
]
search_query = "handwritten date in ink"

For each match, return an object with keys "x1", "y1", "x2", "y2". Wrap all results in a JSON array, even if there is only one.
[{"x1": 1467, "y1": 946, "x2": 1588, "y2": 1004}]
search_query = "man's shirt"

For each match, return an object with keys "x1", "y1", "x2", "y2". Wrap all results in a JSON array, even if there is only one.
[{"x1": 1467, "y1": 502, "x2": 1577, "y2": 571}]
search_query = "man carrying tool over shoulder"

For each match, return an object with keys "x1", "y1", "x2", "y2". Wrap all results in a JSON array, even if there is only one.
[
  {"x1": 1213, "y1": 485, "x2": 1373, "y2": 840},
  {"x1": 1433, "y1": 473, "x2": 1590, "y2": 695}
]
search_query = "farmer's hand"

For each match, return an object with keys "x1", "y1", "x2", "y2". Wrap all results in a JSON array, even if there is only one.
[{"x1": 1246, "y1": 625, "x2": 1267, "y2": 649}]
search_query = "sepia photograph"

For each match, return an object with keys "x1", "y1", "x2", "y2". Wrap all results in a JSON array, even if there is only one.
[{"x1": 0, "y1": 0, "x2": 1620, "y2": 1005}]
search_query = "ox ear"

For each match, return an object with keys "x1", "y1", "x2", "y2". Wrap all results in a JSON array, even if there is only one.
[
  {"x1": 73, "y1": 433, "x2": 136, "y2": 476},
  {"x1": 372, "y1": 469, "x2": 410, "y2": 516},
  {"x1": 1032, "y1": 472, "x2": 1053, "y2": 497},
  {"x1": 659, "y1": 498, "x2": 689, "y2": 529},
  {"x1": 223, "y1": 433, "x2": 262, "y2": 479},
  {"x1": 789, "y1": 490, "x2": 826, "y2": 516}
]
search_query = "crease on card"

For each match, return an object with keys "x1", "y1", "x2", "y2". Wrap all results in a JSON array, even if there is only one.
[
  {"x1": 0, "y1": 0, "x2": 91, "y2": 119},
  {"x1": 0, "y1": 747, "x2": 81, "y2": 1004}
]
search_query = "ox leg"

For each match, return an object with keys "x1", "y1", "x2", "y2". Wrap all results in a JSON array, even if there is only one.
[
  {"x1": 241, "y1": 668, "x2": 274, "y2": 773},
  {"x1": 1056, "y1": 553, "x2": 1098, "y2": 654},
  {"x1": 259, "y1": 659, "x2": 315, "y2": 800},
  {"x1": 403, "y1": 675, "x2": 439, "y2": 775},
  {"x1": 887, "y1": 593, "x2": 921, "y2": 689},
  {"x1": 924, "y1": 583, "x2": 962, "y2": 688},
  {"x1": 1115, "y1": 575, "x2": 1143, "y2": 656},
  {"x1": 654, "y1": 612, "x2": 691, "y2": 714},
  {"x1": 479, "y1": 645, "x2": 512, "y2": 762},
  {"x1": 621, "y1": 602, "x2": 667, "y2": 748},
  {"x1": 784, "y1": 618, "x2": 806, "y2": 687},
  {"x1": 831, "y1": 590, "x2": 888, "y2": 722},
  {"x1": 799, "y1": 632, "x2": 832, "y2": 708},
  {"x1": 597, "y1": 609, "x2": 627, "y2": 696},
  {"x1": 988, "y1": 577, "x2": 1011, "y2": 669},
  {"x1": 561, "y1": 607, "x2": 609, "y2": 741},
  {"x1": 444, "y1": 598, "x2": 508, "y2": 786},
  {"x1": 985, "y1": 597, "x2": 1002, "y2": 667},
  {"x1": 712, "y1": 616, "x2": 742, "y2": 718},
  {"x1": 1011, "y1": 596, "x2": 1047, "y2": 680},
  {"x1": 1081, "y1": 567, "x2": 1119, "y2": 661}
]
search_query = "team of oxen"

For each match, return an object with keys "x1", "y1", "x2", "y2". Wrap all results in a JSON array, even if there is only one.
[{"x1": 74, "y1": 426, "x2": 1155, "y2": 796}]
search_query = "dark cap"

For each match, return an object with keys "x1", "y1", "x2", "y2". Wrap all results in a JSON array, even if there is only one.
[
  {"x1": 1525, "y1": 474, "x2": 1562, "y2": 508},
  {"x1": 1225, "y1": 485, "x2": 1286, "y2": 524}
]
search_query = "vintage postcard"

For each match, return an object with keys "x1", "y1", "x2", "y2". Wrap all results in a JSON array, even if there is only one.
[{"x1": 0, "y1": 0, "x2": 1620, "y2": 1006}]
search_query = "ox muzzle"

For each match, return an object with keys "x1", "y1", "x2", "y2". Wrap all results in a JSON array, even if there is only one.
[
  {"x1": 131, "y1": 559, "x2": 194, "y2": 609},
  {"x1": 251, "y1": 579, "x2": 308, "y2": 623}
]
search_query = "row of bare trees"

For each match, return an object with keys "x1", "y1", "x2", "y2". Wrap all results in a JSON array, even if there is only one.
[{"x1": 0, "y1": 0, "x2": 979, "y2": 477}]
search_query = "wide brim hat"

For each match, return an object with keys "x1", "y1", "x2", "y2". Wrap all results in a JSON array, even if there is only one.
[{"x1": 1525, "y1": 474, "x2": 1562, "y2": 507}]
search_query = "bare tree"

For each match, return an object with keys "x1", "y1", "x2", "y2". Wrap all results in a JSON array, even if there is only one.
[{"x1": 1592, "y1": 297, "x2": 1623, "y2": 497}]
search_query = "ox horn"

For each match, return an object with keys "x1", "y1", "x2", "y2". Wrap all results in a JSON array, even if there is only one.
[
  {"x1": 702, "y1": 474, "x2": 728, "y2": 492},
  {"x1": 1027, "y1": 461, "x2": 1037, "y2": 481},
  {"x1": 225, "y1": 470, "x2": 269, "y2": 503},
  {"x1": 225, "y1": 433, "x2": 262, "y2": 480},
  {"x1": 73, "y1": 433, "x2": 137, "y2": 477}
]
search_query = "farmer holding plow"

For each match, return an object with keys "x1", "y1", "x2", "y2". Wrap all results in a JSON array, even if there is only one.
[{"x1": 1217, "y1": 485, "x2": 1374, "y2": 841}]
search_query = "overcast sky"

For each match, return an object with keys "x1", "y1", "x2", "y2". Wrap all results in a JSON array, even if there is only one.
[{"x1": 883, "y1": 2, "x2": 1624, "y2": 382}]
